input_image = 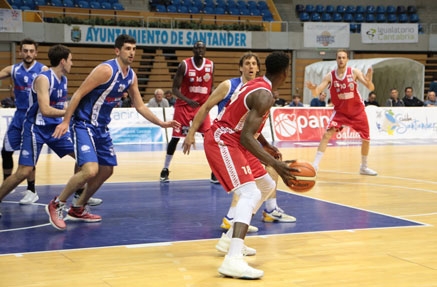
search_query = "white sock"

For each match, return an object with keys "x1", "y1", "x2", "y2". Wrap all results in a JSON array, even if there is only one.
[
  {"x1": 265, "y1": 198, "x2": 277, "y2": 212},
  {"x1": 228, "y1": 238, "x2": 244, "y2": 257},
  {"x1": 361, "y1": 155, "x2": 368, "y2": 168},
  {"x1": 164, "y1": 154, "x2": 173, "y2": 169},
  {"x1": 313, "y1": 151, "x2": 324, "y2": 168}
]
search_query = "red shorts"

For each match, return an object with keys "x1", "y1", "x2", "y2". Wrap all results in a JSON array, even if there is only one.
[
  {"x1": 204, "y1": 126, "x2": 267, "y2": 192},
  {"x1": 172, "y1": 105, "x2": 211, "y2": 137},
  {"x1": 328, "y1": 110, "x2": 370, "y2": 140}
]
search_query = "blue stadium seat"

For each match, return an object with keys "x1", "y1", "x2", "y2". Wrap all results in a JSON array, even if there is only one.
[
  {"x1": 167, "y1": 4, "x2": 176, "y2": 12},
  {"x1": 305, "y1": 4, "x2": 315, "y2": 14},
  {"x1": 315, "y1": 4, "x2": 324, "y2": 14},
  {"x1": 34, "y1": 0, "x2": 45, "y2": 7},
  {"x1": 387, "y1": 14, "x2": 397, "y2": 23},
  {"x1": 398, "y1": 13, "x2": 408, "y2": 23},
  {"x1": 325, "y1": 5, "x2": 334, "y2": 14},
  {"x1": 239, "y1": 8, "x2": 250, "y2": 15},
  {"x1": 354, "y1": 13, "x2": 364, "y2": 23},
  {"x1": 262, "y1": 14, "x2": 273, "y2": 21},
  {"x1": 228, "y1": 7, "x2": 239, "y2": 15},
  {"x1": 257, "y1": 0, "x2": 267, "y2": 10},
  {"x1": 365, "y1": 13, "x2": 375, "y2": 23},
  {"x1": 214, "y1": 7, "x2": 225, "y2": 14},
  {"x1": 78, "y1": 0, "x2": 89, "y2": 8},
  {"x1": 407, "y1": 5, "x2": 417, "y2": 14},
  {"x1": 332, "y1": 12, "x2": 342, "y2": 22},
  {"x1": 63, "y1": 0, "x2": 74, "y2": 7},
  {"x1": 227, "y1": 0, "x2": 237, "y2": 8},
  {"x1": 397, "y1": 5, "x2": 406, "y2": 14},
  {"x1": 22, "y1": 0, "x2": 35, "y2": 9},
  {"x1": 310, "y1": 12, "x2": 321, "y2": 22},
  {"x1": 11, "y1": 4, "x2": 19, "y2": 9},
  {"x1": 237, "y1": 0, "x2": 246, "y2": 9},
  {"x1": 250, "y1": 8, "x2": 261, "y2": 16},
  {"x1": 355, "y1": 5, "x2": 365, "y2": 14},
  {"x1": 51, "y1": 0, "x2": 62, "y2": 6},
  {"x1": 386, "y1": 5, "x2": 396, "y2": 14},
  {"x1": 409, "y1": 13, "x2": 419, "y2": 23},
  {"x1": 155, "y1": 4, "x2": 165, "y2": 12},
  {"x1": 9, "y1": 0, "x2": 23, "y2": 7},
  {"x1": 342, "y1": 13, "x2": 353, "y2": 22},
  {"x1": 345, "y1": 5, "x2": 355, "y2": 14},
  {"x1": 376, "y1": 5, "x2": 385, "y2": 14},
  {"x1": 203, "y1": 6, "x2": 214, "y2": 14},
  {"x1": 376, "y1": 13, "x2": 386, "y2": 23},
  {"x1": 20, "y1": 5, "x2": 31, "y2": 9},
  {"x1": 216, "y1": 0, "x2": 226, "y2": 7},
  {"x1": 89, "y1": 1, "x2": 101, "y2": 8},
  {"x1": 101, "y1": 1, "x2": 113, "y2": 9},
  {"x1": 189, "y1": 6, "x2": 200, "y2": 13},
  {"x1": 299, "y1": 12, "x2": 309, "y2": 22},
  {"x1": 295, "y1": 4, "x2": 304, "y2": 14},
  {"x1": 112, "y1": 2, "x2": 123, "y2": 9},
  {"x1": 321, "y1": 12, "x2": 331, "y2": 22},
  {"x1": 366, "y1": 5, "x2": 375, "y2": 14},
  {"x1": 336, "y1": 5, "x2": 345, "y2": 14},
  {"x1": 177, "y1": 5, "x2": 188, "y2": 13},
  {"x1": 350, "y1": 23, "x2": 358, "y2": 33}
]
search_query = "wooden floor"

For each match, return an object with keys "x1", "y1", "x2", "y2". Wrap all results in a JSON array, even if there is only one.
[{"x1": 2, "y1": 143, "x2": 437, "y2": 286}]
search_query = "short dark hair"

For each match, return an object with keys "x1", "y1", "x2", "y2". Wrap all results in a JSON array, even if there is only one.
[
  {"x1": 115, "y1": 34, "x2": 136, "y2": 50},
  {"x1": 20, "y1": 38, "x2": 37, "y2": 50},
  {"x1": 48, "y1": 44, "x2": 71, "y2": 67},
  {"x1": 239, "y1": 51, "x2": 261, "y2": 76},
  {"x1": 265, "y1": 51, "x2": 289, "y2": 75},
  {"x1": 405, "y1": 86, "x2": 413, "y2": 92}
]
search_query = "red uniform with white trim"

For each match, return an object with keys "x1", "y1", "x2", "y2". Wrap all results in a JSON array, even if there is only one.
[
  {"x1": 204, "y1": 76, "x2": 272, "y2": 192},
  {"x1": 328, "y1": 66, "x2": 370, "y2": 140},
  {"x1": 172, "y1": 57, "x2": 214, "y2": 137}
]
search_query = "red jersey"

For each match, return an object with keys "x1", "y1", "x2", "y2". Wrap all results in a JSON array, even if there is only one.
[
  {"x1": 329, "y1": 66, "x2": 365, "y2": 117},
  {"x1": 175, "y1": 57, "x2": 214, "y2": 107},
  {"x1": 214, "y1": 76, "x2": 272, "y2": 140}
]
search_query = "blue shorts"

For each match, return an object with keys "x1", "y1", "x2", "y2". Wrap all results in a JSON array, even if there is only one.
[
  {"x1": 3, "y1": 109, "x2": 26, "y2": 151},
  {"x1": 71, "y1": 121, "x2": 117, "y2": 167},
  {"x1": 19, "y1": 121, "x2": 74, "y2": 166}
]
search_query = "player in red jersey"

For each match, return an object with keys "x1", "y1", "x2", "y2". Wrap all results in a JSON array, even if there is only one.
[
  {"x1": 203, "y1": 51, "x2": 297, "y2": 279},
  {"x1": 306, "y1": 49, "x2": 377, "y2": 176},
  {"x1": 159, "y1": 41, "x2": 217, "y2": 183}
]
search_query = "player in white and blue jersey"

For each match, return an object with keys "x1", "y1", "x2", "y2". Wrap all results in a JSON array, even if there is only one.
[
  {"x1": 0, "y1": 38, "x2": 47, "y2": 204},
  {"x1": 47, "y1": 34, "x2": 180, "y2": 231}
]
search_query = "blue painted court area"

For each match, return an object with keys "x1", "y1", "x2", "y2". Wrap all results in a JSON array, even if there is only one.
[{"x1": 0, "y1": 180, "x2": 423, "y2": 255}]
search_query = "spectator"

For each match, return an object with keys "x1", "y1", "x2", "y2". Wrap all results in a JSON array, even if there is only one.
[
  {"x1": 429, "y1": 77, "x2": 437, "y2": 94},
  {"x1": 364, "y1": 91, "x2": 380, "y2": 106},
  {"x1": 273, "y1": 90, "x2": 287, "y2": 106},
  {"x1": 289, "y1": 94, "x2": 303, "y2": 107},
  {"x1": 310, "y1": 91, "x2": 327, "y2": 106},
  {"x1": 403, "y1": 86, "x2": 424, "y2": 106},
  {"x1": 385, "y1": 88, "x2": 405, "y2": 106},
  {"x1": 1, "y1": 96, "x2": 15, "y2": 108},
  {"x1": 164, "y1": 89, "x2": 176, "y2": 107},
  {"x1": 424, "y1": 90, "x2": 437, "y2": 106},
  {"x1": 148, "y1": 88, "x2": 169, "y2": 107},
  {"x1": 119, "y1": 91, "x2": 131, "y2": 107}
]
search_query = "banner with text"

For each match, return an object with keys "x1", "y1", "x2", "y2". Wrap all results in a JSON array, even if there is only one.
[
  {"x1": 0, "y1": 9, "x2": 22, "y2": 33},
  {"x1": 64, "y1": 25, "x2": 251, "y2": 48},
  {"x1": 304, "y1": 22, "x2": 350, "y2": 48},
  {"x1": 361, "y1": 23, "x2": 418, "y2": 44}
]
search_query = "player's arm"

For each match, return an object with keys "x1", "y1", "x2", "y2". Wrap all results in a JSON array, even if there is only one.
[
  {"x1": 130, "y1": 74, "x2": 180, "y2": 129},
  {"x1": 182, "y1": 79, "x2": 230, "y2": 154},
  {"x1": 172, "y1": 61, "x2": 197, "y2": 108},
  {"x1": 34, "y1": 75, "x2": 65, "y2": 118},
  {"x1": 258, "y1": 133, "x2": 282, "y2": 160},
  {"x1": 0, "y1": 65, "x2": 12, "y2": 80},
  {"x1": 305, "y1": 73, "x2": 331, "y2": 97},
  {"x1": 52, "y1": 64, "x2": 112, "y2": 138},
  {"x1": 354, "y1": 67, "x2": 375, "y2": 91}
]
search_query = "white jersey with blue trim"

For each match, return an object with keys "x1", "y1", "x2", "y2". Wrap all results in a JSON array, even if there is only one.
[
  {"x1": 27, "y1": 69, "x2": 68, "y2": 126},
  {"x1": 217, "y1": 77, "x2": 243, "y2": 114},
  {"x1": 74, "y1": 59, "x2": 135, "y2": 127},
  {"x1": 11, "y1": 61, "x2": 46, "y2": 111}
]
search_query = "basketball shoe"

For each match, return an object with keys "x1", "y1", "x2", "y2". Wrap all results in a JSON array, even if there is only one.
[
  {"x1": 210, "y1": 173, "x2": 219, "y2": 184},
  {"x1": 220, "y1": 216, "x2": 259, "y2": 233},
  {"x1": 359, "y1": 164, "x2": 378, "y2": 176},
  {"x1": 66, "y1": 205, "x2": 101, "y2": 222},
  {"x1": 72, "y1": 192, "x2": 103, "y2": 206},
  {"x1": 19, "y1": 190, "x2": 39, "y2": 205},
  {"x1": 262, "y1": 207, "x2": 296, "y2": 223},
  {"x1": 218, "y1": 255, "x2": 264, "y2": 279},
  {"x1": 160, "y1": 168, "x2": 170, "y2": 182},
  {"x1": 215, "y1": 233, "x2": 256, "y2": 256},
  {"x1": 46, "y1": 198, "x2": 66, "y2": 230}
]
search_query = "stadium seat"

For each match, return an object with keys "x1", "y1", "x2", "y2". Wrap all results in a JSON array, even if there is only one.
[
  {"x1": 167, "y1": 4, "x2": 176, "y2": 12},
  {"x1": 227, "y1": 0, "x2": 237, "y2": 8},
  {"x1": 332, "y1": 12, "x2": 342, "y2": 22},
  {"x1": 9, "y1": 0, "x2": 23, "y2": 7},
  {"x1": 239, "y1": 8, "x2": 250, "y2": 15},
  {"x1": 366, "y1": 5, "x2": 375, "y2": 14},
  {"x1": 295, "y1": 4, "x2": 304, "y2": 14},
  {"x1": 189, "y1": 5, "x2": 200, "y2": 13},
  {"x1": 409, "y1": 13, "x2": 419, "y2": 23},
  {"x1": 101, "y1": 1, "x2": 113, "y2": 9},
  {"x1": 386, "y1": 5, "x2": 396, "y2": 14},
  {"x1": 34, "y1": 0, "x2": 45, "y2": 7},
  {"x1": 214, "y1": 7, "x2": 225, "y2": 14},
  {"x1": 365, "y1": 13, "x2": 375, "y2": 23},
  {"x1": 22, "y1": 0, "x2": 35, "y2": 9},
  {"x1": 177, "y1": 5, "x2": 188, "y2": 13},
  {"x1": 376, "y1": 13, "x2": 386, "y2": 23},
  {"x1": 299, "y1": 12, "x2": 309, "y2": 22},
  {"x1": 315, "y1": 4, "x2": 324, "y2": 14},
  {"x1": 354, "y1": 13, "x2": 364, "y2": 23},
  {"x1": 78, "y1": 0, "x2": 89, "y2": 8},
  {"x1": 262, "y1": 14, "x2": 273, "y2": 21},
  {"x1": 228, "y1": 7, "x2": 239, "y2": 15},
  {"x1": 342, "y1": 13, "x2": 353, "y2": 22},
  {"x1": 305, "y1": 4, "x2": 315, "y2": 14},
  {"x1": 19, "y1": 5, "x2": 31, "y2": 9},
  {"x1": 51, "y1": 0, "x2": 62, "y2": 6},
  {"x1": 250, "y1": 8, "x2": 261, "y2": 16},
  {"x1": 387, "y1": 14, "x2": 397, "y2": 23},
  {"x1": 310, "y1": 12, "x2": 321, "y2": 22},
  {"x1": 112, "y1": 2, "x2": 123, "y2": 10},
  {"x1": 355, "y1": 5, "x2": 365, "y2": 14},
  {"x1": 237, "y1": 0, "x2": 246, "y2": 9},
  {"x1": 397, "y1": 5, "x2": 406, "y2": 14},
  {"x1": 345, "y1": 5, "x2": 355, "y2": 14},
  {"x1": 325, "y1": 5, "x2": 334, "y2": 14},
  {"x1": 63, "y1": 0, "x2": 74, "y2": 7},
  {"x1": 376, "y1": 5, "x2": 385, "y2": 14},
  {"x1": 203, "y1": 6, "x2": 214, "y2": 14},
  {"x1": 398, "y1": 13, "x2": 408, "y2": 23},
  {"x1": 257, "y1": 0, "x2": 267, "y2": 10},
  {"x1": 350, "y1": 23, "x2": 358, "y2": 33},
  {"x1": 407, "y1": 5, "x2": 417, "y2": 14},
  {"x1": 336, "y1": 5, "x2": 345, "y2": 14},
  {"x1": 89, "y1": 1, "x2": 101, "y2": 8},
  {"x1": 321, "y1": 12, "x2": 332, "y2": 22}
]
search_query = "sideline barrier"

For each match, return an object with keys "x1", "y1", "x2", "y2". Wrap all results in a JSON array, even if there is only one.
[{"x1": 0, "y1": 106, "x2": 436, "y2": 147}]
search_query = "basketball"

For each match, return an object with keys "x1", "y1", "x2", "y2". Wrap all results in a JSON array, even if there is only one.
[{"x1": 286, "y1": 160, "x2": 316, "y2": 192}]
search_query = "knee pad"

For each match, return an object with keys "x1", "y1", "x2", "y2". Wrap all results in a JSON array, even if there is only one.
[
  {"x1": 234, "y1": 182, "x2": 262, "y2": 225},
  {"x1": 255, "y1": 173, "x2": 276, "y2": 198},
  {"x1": 1, "y1": 149, "x2": 14, "y2": 170}
]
